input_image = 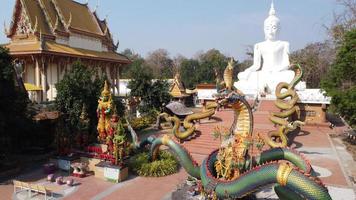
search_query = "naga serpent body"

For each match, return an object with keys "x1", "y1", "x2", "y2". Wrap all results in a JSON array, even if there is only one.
[
  {"x1": 150, "y1": 92, "x2": 331, "y2": 199},
  {"x1": 157, "y1": 102, "x2": 218, "y2": 141},
  {"x1": 266, "y1": 64, "x2": 305, "y2": 148}
]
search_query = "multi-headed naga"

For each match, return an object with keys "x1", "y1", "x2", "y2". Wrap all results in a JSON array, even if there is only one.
[
  {"x1": 150, "y1": 92, "x2": 330, "y2": 199},
  {"x1": 266, "y1": 64, "x2": 305, "y2": 148},
  {"x1": 150, "y1": 64, "x2": 331, "y2": 199}
]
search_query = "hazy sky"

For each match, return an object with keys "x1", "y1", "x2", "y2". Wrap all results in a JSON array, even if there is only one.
[{"x1": 0, "y1": 0, "x2": 340, "y2": 60}]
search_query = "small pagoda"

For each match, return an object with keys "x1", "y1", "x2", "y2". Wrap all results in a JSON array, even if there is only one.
[
  {"x1": 169, "y1": 73, "x2": 196, "y2": 105},
  {"x1": 3, "y1": 0, "x2": 131, "y2": 102}
]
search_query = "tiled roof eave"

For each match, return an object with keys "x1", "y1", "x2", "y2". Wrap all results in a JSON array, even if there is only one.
[{"x1": 9, "y1": 49, "x2": 130, "y2": 64}]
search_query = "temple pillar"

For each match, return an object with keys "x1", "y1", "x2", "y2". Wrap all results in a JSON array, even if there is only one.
[
  {"x1": 116, "y1": 65, "x2": 120, "y2": 96},
  {"x1": 35, "y1": 58, "x2": 40, "y2": 86},
  {"x1": 110, "y1": 66, "x2": 115, "y2": 95},
  {"x1": 41, "y1": 59, "x2": 47, "y2": 101},
  {"x1": 35, "y1": 58, "x2": 41, "y2": 102}
]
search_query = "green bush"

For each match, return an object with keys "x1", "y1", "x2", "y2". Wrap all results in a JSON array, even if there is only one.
[
  {"x1": 55, "y1": 61, "x2": 105, "y2": 137},
  {"x1": 129, "y1": 117, "x2": 151, "y2": 131},
  {"x1": 129, "y1": 111, "x2": 158, "y2": 131},
  {"x1": 129, "y1": 151, "x2": 179, "y2": 177},
  {"x1": 321, "y1": 29, "x2": 356, "y2": 127},
  {"x1": 112, "y1": 97, "x2": 126, "y2": 118},
  {"x1": 0, "y1": 46, "x2": 32, "y2": 153}
]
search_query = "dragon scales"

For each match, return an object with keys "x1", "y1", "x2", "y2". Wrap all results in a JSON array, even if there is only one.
[{"x1": 150, "y1": 91, "x2": 331, "y2": 199}]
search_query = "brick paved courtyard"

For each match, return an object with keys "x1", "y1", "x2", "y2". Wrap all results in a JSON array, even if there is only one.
[{"x1": 1, "y1": 100, "x2": 355, "y2": 200}]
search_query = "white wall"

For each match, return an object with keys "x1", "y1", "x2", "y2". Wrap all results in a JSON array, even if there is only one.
[
  {"x1": 197, "y1": 89, "x2": 217, "y2": 101},
  {"x1": 69, "y1": 33, "x2": 103, "y2": 51},
  {"x1": 24, "y1": 63, "x2": 35, "y2": 84},
  {"x1": 119, "y1": 79, "x2": 131, "y2": 97},
  {"x1": 55, "y1": 36, "x2": 69, "y2": 46},
  {"x1": 46, "y1": 63, "x2": 58, "y2": 101}
]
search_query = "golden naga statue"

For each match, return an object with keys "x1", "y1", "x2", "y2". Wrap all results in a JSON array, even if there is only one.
[
  {"x1": 215, "y1": 58, "x2": 235, "y2": 91},
  {"x1": 224, "y1": 58, "x2": 235, "y2": 91},
  {"x1": 97, "y1": 81, "x2": 114, "y2": 143}
]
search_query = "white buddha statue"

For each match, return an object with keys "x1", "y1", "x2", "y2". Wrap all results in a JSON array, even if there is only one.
[{"x1": 235, "y1": 2, "x2": 295, "y2": 95}]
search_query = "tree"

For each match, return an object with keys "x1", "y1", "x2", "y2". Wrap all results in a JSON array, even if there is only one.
[
  {"x1": 55, "y1": 61, "x2": 105, "y2": 135},
  {"x1": 321, "y1": 29, "x2": 356, "y2": 127},
  {"x1": 180, "y1": 59, "x2": 200, "y2": 88},
  {"x1": 198, "y1": 49, "x2": 229, "y2": 84},
  {"x1": 145, "y1": 49, "x2": 173, "y2": 78},
  {"x1": 328, "y1": 0, "x2": 356, "y2": 44},
  {"x1": 127, "y1": 64, "x2": 170, "y2": 114},
  {"x1": 290, "y1": 41, "x2": 336, "y2": 88},
  {"x1": 0, "y1": 46, "x2": 30, "y2": 153},
  {"x1": 127, "y1": 64, "x2": 154, "y2": 98},
  {"x1": 180, "y1": 49, "x2": 230, "y2": 88},
  {"x1": 149, "y1": 80, "x2": 171, "y2": 109},
  {"x1": 120, "y1": 49, "x2": 142, "y2": 79}
]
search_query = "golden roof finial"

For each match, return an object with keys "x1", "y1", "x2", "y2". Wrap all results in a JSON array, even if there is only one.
[{"x1": 101, "y1": 80, "x2": 111, "y2": 97}]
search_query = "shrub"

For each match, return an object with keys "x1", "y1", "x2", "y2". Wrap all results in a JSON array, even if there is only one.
[
  {"x1": 129, "y1": 117, "x2": 151, "y2": 131},
  {"x1": 129, "y1": 151, "x2": 179, "y2": 177},
  {"x1": 55, "y1": 61, "x2": 105, "y2": 136},
  {"x1": 127, "y1": 63, "x2": 171, "y2": 115},
  {"x1": 321, "y1": 29, "x2": 356, "y2": 127},
  {"x1": 129, "y1": 110, "x2": 158, "y2": 131},
  {"x1": 0, "y1": 46, "x2": 32, "y2": 153}
]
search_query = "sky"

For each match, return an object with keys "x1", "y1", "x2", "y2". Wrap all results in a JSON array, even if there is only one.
[{"x1": 0, "y1": 0, "x2": 341, "y2": 60}]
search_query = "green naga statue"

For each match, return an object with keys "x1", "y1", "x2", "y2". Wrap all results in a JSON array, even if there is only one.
[{"x1": 149, "y1": 64, "x2": 332, "y2": 199}]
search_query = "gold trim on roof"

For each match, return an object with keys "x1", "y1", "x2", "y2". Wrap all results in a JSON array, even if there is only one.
[{"x1": 5, "y1": 41, "x2": 130, "y2": 63}]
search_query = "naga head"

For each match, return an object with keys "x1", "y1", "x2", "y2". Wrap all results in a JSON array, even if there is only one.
[
  {"x1": 227, "y1": 57, "x2": 235, "y2": 70},
  {"x1": 215, "y1": 90, "x2": 246, "y2": 107}
]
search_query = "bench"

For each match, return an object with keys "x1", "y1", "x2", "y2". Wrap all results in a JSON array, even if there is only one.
[{"x1": 13, "y1": 180, "x2": 53, "y2": 200}]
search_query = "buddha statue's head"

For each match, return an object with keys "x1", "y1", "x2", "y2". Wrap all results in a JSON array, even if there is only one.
[{"x1": 264, "y1": 2, "x2": 280, "y2": 41}]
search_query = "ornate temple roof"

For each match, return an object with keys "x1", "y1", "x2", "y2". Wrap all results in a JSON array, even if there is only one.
[
  {"x1": 8, "y1": 0, "x2": 107, "y2": 38},
  {"x1": 170, "y1": 73, "x2": 190, "y2": 98},
  {"x1": 4, "y1": 0, "x2": 129, "y2": 64}
]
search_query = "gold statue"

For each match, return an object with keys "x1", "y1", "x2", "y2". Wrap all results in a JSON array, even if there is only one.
[{"x1": 97, "y1": 81, "x2": 114, "y2": 143}]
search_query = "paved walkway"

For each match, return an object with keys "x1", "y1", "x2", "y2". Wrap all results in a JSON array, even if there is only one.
[
  {"x1": 1, "y1": 100, "x2": 355, "y2": 199},
  {"x1": 172, "y1": 100, "x2": 356, "y2": 199}
]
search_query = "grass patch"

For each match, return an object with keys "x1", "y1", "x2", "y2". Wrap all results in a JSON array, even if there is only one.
[{"x1": 129, "y1": 151, "x2": 179, "y2": 177}]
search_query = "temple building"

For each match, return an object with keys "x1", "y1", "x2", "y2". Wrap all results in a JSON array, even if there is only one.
[{"x1": 3, "y1": 0, "x2": 130, "y2": 102}]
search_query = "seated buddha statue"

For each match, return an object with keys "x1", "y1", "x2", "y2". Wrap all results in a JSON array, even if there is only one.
[{"x1": 235, "y1": 2, "x2": 294, "y2": 95}]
